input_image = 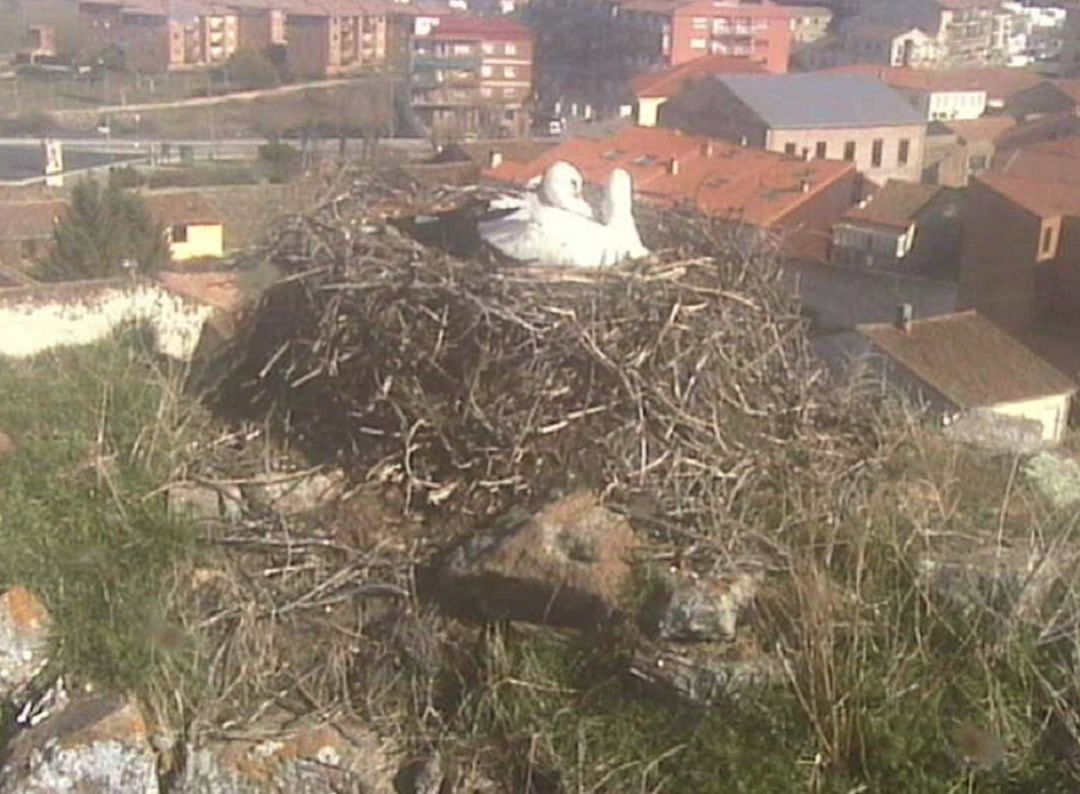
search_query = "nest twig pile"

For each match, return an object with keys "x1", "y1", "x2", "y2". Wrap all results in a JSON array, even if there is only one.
[{"x1": 209, "y1": 169, "x2": 873, "y2": 543}]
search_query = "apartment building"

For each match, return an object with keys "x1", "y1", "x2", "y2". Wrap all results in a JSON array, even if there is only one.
[
  {"x1": 483, "y1": 126, "x2": 858, "y2": 261},
  {"x1": 411, "y1": 16, "x2": 533, "y2": 137},
  {"x1": 1062, "y1": 3, "x2": 1080, "y2": 78},
  {"x1": 853, "y1": 0, "x2": 1005, "y2": 67},
  {"x1": 614, "y1": 0, "x2": 794, "y2": 73},
  {"x1": 664, "y1": 72, "x2": 927, "y2": 185},
  {"x1": 788, "y1": 5, "x2": 832, "y2": 44},
  {"x1": 284, "y1": 0, "x2": 401, "y2": 78},
  {"x1": 79, "y1": 0, "x2": 248, "y2": 71}
]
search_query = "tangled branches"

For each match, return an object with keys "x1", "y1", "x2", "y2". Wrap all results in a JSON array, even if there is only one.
[{"x1": 209, "y1": 172, "x2": 879, "y2": 545}]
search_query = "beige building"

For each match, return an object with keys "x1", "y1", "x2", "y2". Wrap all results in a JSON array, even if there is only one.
[
  {"x1": 664, "y1": 72, "x2": 927, "y2": 186},
  {"x1": 858, "y1": 310, "x2": 1076, "y2": 449}
]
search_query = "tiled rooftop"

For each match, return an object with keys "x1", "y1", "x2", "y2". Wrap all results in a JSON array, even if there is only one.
[
  {"x1": 484, "y1": 126, "x2": 854, "y2": 228},
  {"x1": 858, "y1": 311, "x2": 1076, "y2": 409},
  {"x1": 632, "y1": 54, "x2": 765, "y2": 99},
  {"x1": 842, "y1": 180, "x2": 943, "y2": 231}
]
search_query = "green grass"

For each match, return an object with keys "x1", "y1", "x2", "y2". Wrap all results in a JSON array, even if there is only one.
[{"x1": 0, "y1": 327, "x2": 203, "y2": 693}]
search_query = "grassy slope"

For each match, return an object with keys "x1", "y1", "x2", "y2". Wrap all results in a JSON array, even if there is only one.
[
  {"x1": 0, "y1": 328, "x2": 201, "y2": 693},
  {"x1": 0, "y1": 331, "x2": 1077, "y2": 792}
]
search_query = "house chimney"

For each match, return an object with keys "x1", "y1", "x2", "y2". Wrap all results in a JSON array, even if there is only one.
[
  {"x1": 701, "y1": 140, "x2": 714, "y2": 157},
  {"x1": 799, "y1": 177, "x2": 812, "y2": 193},
  {"x1": 488, "y1": 150, "x2": 504, "y2": 169},
  {"x1": 669, "y1": 157, "x2": 680, "y2": 175},
  {"x1": 739, "y1": 135, "x2": 748, "y2": 146},
  {"x1": 801, "y1": 147, "x2": 810, "y2": 161},
  {"x1": 896, "y1": 303, "x2": 913, "y2": 333}
]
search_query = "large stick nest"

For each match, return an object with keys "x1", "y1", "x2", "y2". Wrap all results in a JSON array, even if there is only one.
[{"x1": 208, "y1": 169, "x2": 874, "y2": 541}]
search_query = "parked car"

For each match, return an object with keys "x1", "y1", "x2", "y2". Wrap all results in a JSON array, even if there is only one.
[{"x1": 532, "y1": 115, "x2": 565, "y2": 137}]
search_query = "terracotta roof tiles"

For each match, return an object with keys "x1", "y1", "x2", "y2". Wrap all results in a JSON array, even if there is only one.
[
  {"x1": 484, "y1": 126, "x2": 854, "y2": 228},
  {"x1": 633, "y1": 54, "x2": 766, "y2": 99}
]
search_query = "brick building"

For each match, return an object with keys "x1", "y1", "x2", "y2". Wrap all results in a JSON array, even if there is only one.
[
  {"x1": 854, "y1": 0, "x2": 1004, "y2": 67},
  {"x1": 663, "y1": 72, "x2": 926, "y2": 186},
  {"x1": 614, "y1": 0, "x2": 793, "y2": 73},
  {"x1": 958, "y1": 138, "x2": 1080, "y2": 335},
  {"x1": 483, "y1": 125, "x2": 858, "y2": 260},
  {"x1": 411, "y1": 16, "x2": 533, "y2": 138}
]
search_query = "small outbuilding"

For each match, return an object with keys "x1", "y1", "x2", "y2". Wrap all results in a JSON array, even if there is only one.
[{"x1": 857, "y1": 308, "x2": 1076, "y2": 450}]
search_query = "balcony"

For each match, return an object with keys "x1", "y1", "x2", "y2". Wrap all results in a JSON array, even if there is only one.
[{"x1": 412, "y1": 55, "x2": 482, "y2": 71}]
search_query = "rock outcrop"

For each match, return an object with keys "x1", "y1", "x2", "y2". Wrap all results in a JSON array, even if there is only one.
[
  {"x1": 443, "y1": 491, "x2": 636, "y2": 628},
  {"x1": 0, "y1": 694, "x2": 158, "y2": 794},
  {"x1": 0, "y1": 586, "x2": 51, "y2": 704}
]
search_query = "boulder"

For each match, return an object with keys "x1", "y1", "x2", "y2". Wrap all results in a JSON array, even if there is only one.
[
  {"x1": 179, "y1": 714, "x2": 399, "y2": 794},
  {"x1": 443, "y1": 491, "x2": 636, "y2": 628},
  {"x1": 649, "y1": 569, "x2": 763, "y2": 642},
  {"x1": 0, "y1": 694, "x2": 158, "y2": 794},
  {"x1": 0, "y1": 586, "x2": 51, "y2": 703},
  {"x1": 168, "y1": 480, "x2": 245, "y2": 523}
]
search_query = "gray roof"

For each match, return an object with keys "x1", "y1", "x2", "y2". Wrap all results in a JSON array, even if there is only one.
[{"x1": 719, "y1": 73, "x2": 925, "y2": 130}]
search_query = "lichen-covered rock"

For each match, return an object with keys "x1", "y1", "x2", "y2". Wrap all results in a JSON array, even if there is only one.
[
  {"x1": 168, "y1": 480, "x2": 244, "y2": 522},
  {"x1": 650, "y1": 569, "x2": 763, "y2": 642},
  {"x1": 1025, "y1": 451, "x2": 1080, "y2": 510},
  {"x1": 443, "y1": 491, "x2": 636, "y2": 628},
  {"x1": 630, "y1": 638, "x2": 783, "y2": 705},
  {"x1": 0, "y1": 694, "x2": 158, "y2": 794},
  {"x1": 180, "y1": 714, "x2": 399, "y2": 794},
  {"x1": 0, "y1": 586, "x2": 51, "y2": 703}
]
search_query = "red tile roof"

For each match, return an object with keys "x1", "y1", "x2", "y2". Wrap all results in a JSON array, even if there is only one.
[
  {"x1": 633, "y1": 54, "x2": 766, "y2": 98},
  {"x1": 994, "y1": 136, "x2": 1080, "y2": 187},
  {"x1": 0, "y1": 200, "x2": 66, "y2": 240},
  {"x1": 484, "y1": 126, "x2": 854, "y2": 229},
  {"x1": 421, "y1": 15, "x2": 531, "y2": 40},
  {"x1": 977, "y1": 172, "x2": 1080, "y2": 219},
  {"x1": 842, "y1": 180, "x2": 942, "y2": 231},
  {"x1": 825, "y1": 65, "x2": 1043, "y2": 101},
  {"x1": 859, "y1": 311, "x2": 1076, "y2": 408}
]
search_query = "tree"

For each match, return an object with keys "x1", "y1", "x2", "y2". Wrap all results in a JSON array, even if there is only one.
[
  {"x1": 224, "y1": 48, "x2": 280, "y2": 91},
  {"x1": 38, "y1": 178, "x2": 170, "y2": 282},
  {"x1": 257, "y1": 140, "x2": 301, "y2": 184}
]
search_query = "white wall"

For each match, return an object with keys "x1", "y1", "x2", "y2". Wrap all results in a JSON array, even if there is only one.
[
  {"x1": 0, "y1": 279, "x2": 215, "y2": 362},
  {"x1": 991, "y1": 393, "x2": 1072, "y2": 444}
]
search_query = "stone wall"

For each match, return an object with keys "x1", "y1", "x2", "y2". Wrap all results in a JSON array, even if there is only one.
[{"x1": 0, "y1": 278, "x2": 215, "y2": 361}]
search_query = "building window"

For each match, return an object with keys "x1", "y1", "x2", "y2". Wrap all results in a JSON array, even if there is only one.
[
  {"x1": 453, "y1": 43, "x2": 470, "y2": 55},
  {"x1": 480, "y1": 86, "x2": 493, "y2": 97},
  {"x1": 482, "y1": 42, "x2": 494, "y2": 54},
  {"x1": 690, "y1": 37, "x2": 707, "y2": 49},
  {"x1": 898, "y1": 138, "x2": 910, "y2": 165},
  {"x1": 967, "y1": 154, "x2": 987, "y2": 173},
  {"x1": 504, "y1": 65, "x2": 517, "y2": 78},
  {"x1": 784, "y1": 142, "x2": 796, "y2": 156},
  {"x1": 504, "y1": 42, "x2": 517, "y2": 55},
  {"x1": 170, "y1": 224, "x2": 188, "y2": 243},
  {"x1": 481, "y1": 64, "x2": 493, "y2": 77},
  {"x1": 693, "y1": 16, "x2": 707, "y2": 29},
  {"x1": 815, "y1": 141, "x2": 827, "y2": 159},
  {"x1": 871, "y1": 139, "x2": 884, "y2": 167},
  {"x1": 843, "y1": 141, "x2": 856, "y2": 161}
]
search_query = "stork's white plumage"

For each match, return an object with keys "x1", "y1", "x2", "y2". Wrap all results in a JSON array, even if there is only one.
[{"x1": 479, "y1": 162, "x2": 650, "y2": 269}]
